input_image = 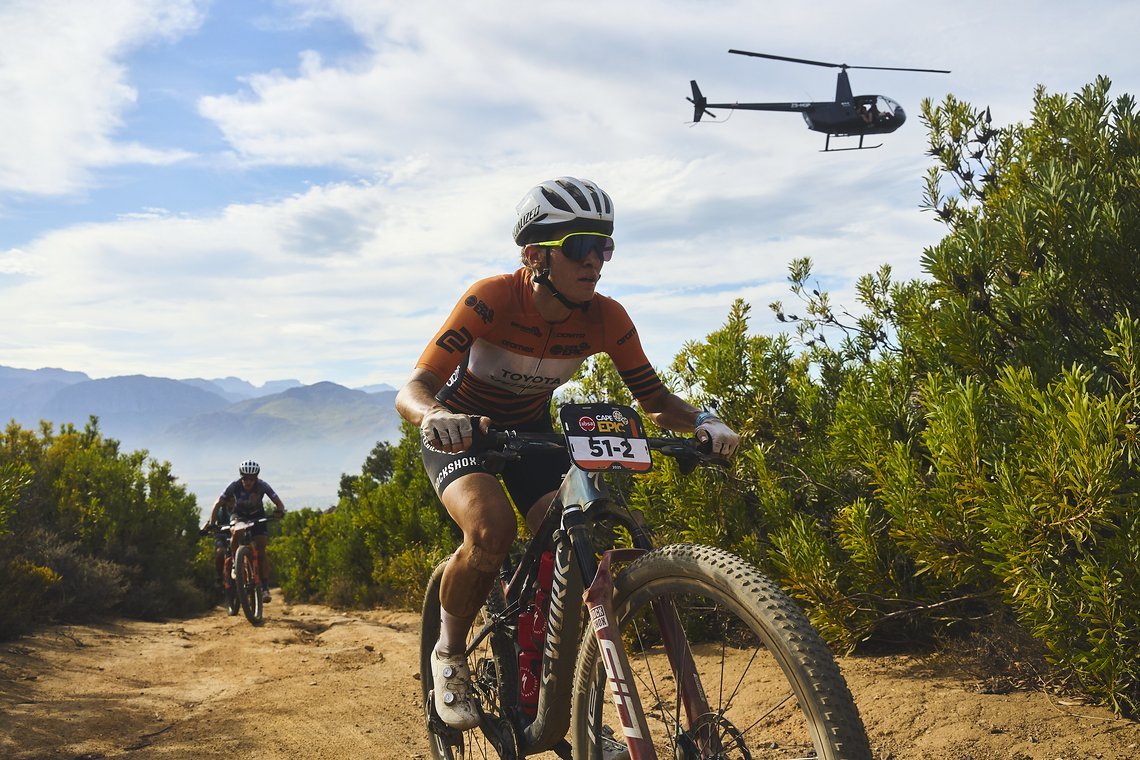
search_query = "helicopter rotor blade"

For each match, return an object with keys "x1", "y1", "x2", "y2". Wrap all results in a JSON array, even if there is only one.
[
  {"x1": 728, "y1": 49, "x2": 950, "y2": 74},
  {"x1": 844, "y1": 64, "x2": 951, "y2": 74},
  {"x1": 729, "y1": 49, "x2": 842, "y2": 68}
]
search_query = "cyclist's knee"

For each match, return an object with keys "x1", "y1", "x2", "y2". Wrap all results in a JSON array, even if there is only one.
[
  {"x1": 466, "y1": 518, "x2": 516, "y2": 559},
  {"x1": 464, "y1": 542, "x2": 508, "y2": 574}
]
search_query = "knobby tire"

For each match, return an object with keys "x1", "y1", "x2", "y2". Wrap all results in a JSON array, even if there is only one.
[{"x1": 570, "y1": 543, "x2": 872, "y2": 760}]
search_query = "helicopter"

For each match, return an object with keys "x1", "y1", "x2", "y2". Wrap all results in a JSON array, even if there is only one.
[{"x1": 689, "y1": 49, "x2": 950, "y2": 151}]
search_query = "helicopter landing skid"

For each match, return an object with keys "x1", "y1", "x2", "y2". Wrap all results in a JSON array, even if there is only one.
[
  {"x1": 822, "y1": 142, "x2": 882, "y2": 152},
  {"x1": 824, "y1": 133, "x2": 881, "y2": 151}
]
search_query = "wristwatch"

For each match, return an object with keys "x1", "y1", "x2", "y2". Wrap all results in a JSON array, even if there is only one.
[{"x1": 694, "y1": 409, "x2": 720, "y2": 428}]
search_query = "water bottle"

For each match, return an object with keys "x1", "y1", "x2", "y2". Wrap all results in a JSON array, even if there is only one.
[{"x1": 518, "y1": 550, "x2": 555, "y2": 717}]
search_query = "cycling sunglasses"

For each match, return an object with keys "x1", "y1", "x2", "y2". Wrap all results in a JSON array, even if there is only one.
[{"x1": 535, "y1": 232, "x2": 615, "y2": 262}]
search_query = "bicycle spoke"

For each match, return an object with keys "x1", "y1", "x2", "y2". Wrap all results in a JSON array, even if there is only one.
[
  {"x1": 721, "y1": 642, "x2": 763, "y2": 717},
  {"x1": 739, "y1": 691, "x2": 798, "y2": 738},
  {"x1": 626, "y1": 615, "x2": 682, "y2": 756}
]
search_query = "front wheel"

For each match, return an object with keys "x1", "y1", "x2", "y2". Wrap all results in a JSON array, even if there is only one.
[
  {"x1": 570, "y1": 543, "x2": 871, "y2": 760},
  {"x1": 234, "y1": 545, "x2": 263, "y2": 626}
]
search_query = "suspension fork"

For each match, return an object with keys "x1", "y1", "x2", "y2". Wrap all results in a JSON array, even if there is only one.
[
  {"x1": 583, "y1": 548, "x2": 657, "y2": 759},
  {"x1": 578, "y1": 544, "x2": 715, "y2": 756},
  {"x1": 559, "y1": 466, "x2": 714, "y2": 756},
  {"x1": 652, "y1": 597, "x2": 717, "y2": 751},
  {"x1": 560, "y1": 499, "x2": 656, "y2": 756}
]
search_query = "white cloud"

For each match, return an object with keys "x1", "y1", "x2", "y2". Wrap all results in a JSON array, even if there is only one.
[
  {"x1": 2, "y1": 0, "x2": 1137, "y2": 389},
  {"x1": 0, "y1": 144, "x2": 947, "y2": 386},
  {"x1": 0, "y1": 0, "x2": 205, "y2": 196},
  {"x1": 198, "y1": 3, "x2": 795, "y2": 169}
]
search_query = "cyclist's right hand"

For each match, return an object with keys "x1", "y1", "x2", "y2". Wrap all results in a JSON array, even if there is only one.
[{"x1": 421, "y1": 408, "x2": 488, "y2": 453}]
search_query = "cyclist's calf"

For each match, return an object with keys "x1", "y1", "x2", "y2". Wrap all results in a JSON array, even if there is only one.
[{"x1": 440, "y1": 509, "x2": 517, "y2": 617}]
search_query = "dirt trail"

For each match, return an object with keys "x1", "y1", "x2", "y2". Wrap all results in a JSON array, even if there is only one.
[{"x1": 1, "y1": 601, "x2": 1136, "y2": 759}]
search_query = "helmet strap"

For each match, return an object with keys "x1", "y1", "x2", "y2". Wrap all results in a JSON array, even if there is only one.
[{"x1": 533, "y1": 249, "x2": 590, "y2": 312}]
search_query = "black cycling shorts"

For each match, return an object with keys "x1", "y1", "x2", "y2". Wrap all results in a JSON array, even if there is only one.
[{"x1": 420, "y1": 418, "x2": 569, "y2": 516}]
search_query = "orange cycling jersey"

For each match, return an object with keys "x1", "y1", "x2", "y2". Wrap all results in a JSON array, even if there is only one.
[{"x1": 416, "y1": 268, "x2": 666, "y2": 425}]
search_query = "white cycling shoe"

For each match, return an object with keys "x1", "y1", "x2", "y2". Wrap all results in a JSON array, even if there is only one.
[{"x1": 430, "y1": 649, "x2": 480, "y2": 730}]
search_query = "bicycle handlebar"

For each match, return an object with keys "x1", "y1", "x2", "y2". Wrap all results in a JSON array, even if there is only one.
[
  {"x1": 475, "y1": 427, "x2": 730, "y2": 470},
  {"x1": 200, "y1": 513, "x2": 281, "y2": 535}
]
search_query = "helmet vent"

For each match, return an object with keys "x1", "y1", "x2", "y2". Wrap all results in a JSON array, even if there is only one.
[
  {"x1": 541, "y1": 187, "x2": 573, "y2": 213},
  {"x1": 557, "y1": 179, "x2": 592, "y2": 211}
]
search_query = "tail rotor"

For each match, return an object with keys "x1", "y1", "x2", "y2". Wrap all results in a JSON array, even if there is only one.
[{"x1": 687, "y1": 80, "x2": 716, "y2": 122}]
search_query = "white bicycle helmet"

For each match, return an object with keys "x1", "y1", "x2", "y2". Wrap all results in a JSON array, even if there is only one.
[
  {"x1": 512, "y1": 177, "x2": 614, "y2": 246},
  {"x1": 238, "y1": 460, "x2": 260, "y2": 477}
]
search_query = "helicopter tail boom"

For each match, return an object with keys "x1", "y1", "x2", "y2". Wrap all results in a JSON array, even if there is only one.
[{"x1": 701, "y1": 101, "x2": 816, "y2": 114}]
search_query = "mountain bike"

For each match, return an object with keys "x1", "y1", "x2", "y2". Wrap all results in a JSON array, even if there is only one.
[
  {"x1": 218, "y1": 516, "x2": 273, "y2": 626},
  {"x1": 420, "y1": 402, "x2": 872, "y2": 760}
]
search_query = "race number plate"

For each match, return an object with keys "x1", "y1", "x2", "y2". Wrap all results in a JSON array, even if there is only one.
[{"x1": 559, "y1": 403, "x2": 652, "y2": 472}]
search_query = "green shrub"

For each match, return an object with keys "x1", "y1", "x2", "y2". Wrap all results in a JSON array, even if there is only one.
[
  {"x1": 26, "y1": 528, "x2": 128, "y2": 621},
  {"x1": 0, "y1": 558, "x2": 61, "y2": 638}
]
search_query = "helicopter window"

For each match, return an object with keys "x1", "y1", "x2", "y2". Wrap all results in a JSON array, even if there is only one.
[{"x1": 876, "y1": 97, "x2": 900, "y2": 121}]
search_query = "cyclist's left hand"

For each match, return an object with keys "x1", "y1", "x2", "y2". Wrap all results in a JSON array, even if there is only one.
[
  {"x1": 696, "y1": 417, "x2": 740, "y2": 459},
  {"x1": 274, "y1": 508, "x2": 285, "y2": 518}
]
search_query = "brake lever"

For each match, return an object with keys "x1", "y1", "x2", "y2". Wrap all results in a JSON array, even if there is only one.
[
  {"x1": 697, "y1": 437, "x2": 732, "y2": 469},
  {"x1": 677, "y1": 454, "x2": 700, "y2": 476},
  {"x1": 676, "y1": 437, "x2": 730, "y2": 473}
]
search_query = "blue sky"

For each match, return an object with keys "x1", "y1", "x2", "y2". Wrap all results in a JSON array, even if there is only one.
[{"x1": 2, "y1": 0, "x2": 1138, "y2": 391}]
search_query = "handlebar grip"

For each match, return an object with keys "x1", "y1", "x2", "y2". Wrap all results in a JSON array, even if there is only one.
[{"x1": 694, "y1": 435, "x2": 713, "y2": 456}]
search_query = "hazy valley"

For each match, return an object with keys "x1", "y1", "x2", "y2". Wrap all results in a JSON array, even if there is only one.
[{"x1": 0, "y1": 365, "x2": 402, "y2": 513}]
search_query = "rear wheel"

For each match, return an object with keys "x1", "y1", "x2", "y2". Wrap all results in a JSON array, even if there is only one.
[
  {"x1": 421, "y1": 561, "x2": 521, "y2": 759},
  {"x1": 570, "y1": 543, "x2": 871, "y2": 760},
  {"x1": 234, "y1": 545, "x2": 263, "y2": 626}
]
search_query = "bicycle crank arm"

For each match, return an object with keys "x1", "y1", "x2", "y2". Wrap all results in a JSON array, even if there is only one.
[{"x1": 584, "y1": 549, "x2": 657, "y2": 759}]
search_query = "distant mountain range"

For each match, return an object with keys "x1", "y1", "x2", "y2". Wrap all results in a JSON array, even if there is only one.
[{"x1": 0, "y1": 365, "x2": 401, "y2": 512}]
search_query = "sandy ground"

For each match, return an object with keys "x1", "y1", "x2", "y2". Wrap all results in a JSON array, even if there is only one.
[{"x1": 0, "y1": 601, "x2": 1137, "y2": 759}]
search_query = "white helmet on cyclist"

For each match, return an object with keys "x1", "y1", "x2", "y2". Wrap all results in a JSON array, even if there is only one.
[
  {"x1": 238, "y1": 460, "x2": 260, "y2": 477},
  {"x1": 512, "y1": 177, "x2": 614, "y2": 246}
]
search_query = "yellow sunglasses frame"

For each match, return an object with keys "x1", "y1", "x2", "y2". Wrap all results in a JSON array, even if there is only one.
[{"x1": 533, "y1": 232, "x2": 615, "y2": 261}]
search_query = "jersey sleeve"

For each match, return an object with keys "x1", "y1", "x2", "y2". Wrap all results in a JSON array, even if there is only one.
[
  {"x1": 260, "y1": 480, "x2": 278, "y2": 499},
  {"x1": 602, "y1": 299, "x2": 667, "y2": 403},
  {"x1": 415, "y1": 277, "x2": 505, "y2": 382}
]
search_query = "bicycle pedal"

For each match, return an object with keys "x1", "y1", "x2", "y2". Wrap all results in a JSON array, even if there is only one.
[{"x1": 424, "y1": 691, "x2": 466, "y2": 741}]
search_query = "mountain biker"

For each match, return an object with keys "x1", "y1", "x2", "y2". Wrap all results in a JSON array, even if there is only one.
[
  {"x1": 395, "y1": 176, "x2": 741, "y2": 736},
  {"x1": 207, "y1": 460, "x2": 286, "y2": 603}
]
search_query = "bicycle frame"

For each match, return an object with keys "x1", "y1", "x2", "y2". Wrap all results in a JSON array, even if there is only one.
[
  {"x1": 222, "y1": 519, "x2": 264, "y2": 584},
  {"x1": 478, "y1": 458, "x2": 709, "y2": 758}
]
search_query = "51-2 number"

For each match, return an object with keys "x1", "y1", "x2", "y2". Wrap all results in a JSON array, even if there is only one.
[{"x1": 588, "y1": 437, "x2": 633, "y2": 458}]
